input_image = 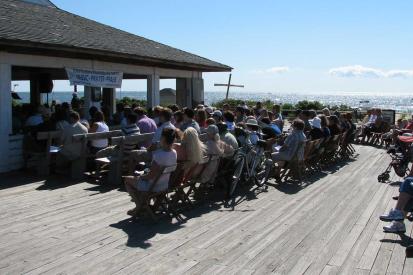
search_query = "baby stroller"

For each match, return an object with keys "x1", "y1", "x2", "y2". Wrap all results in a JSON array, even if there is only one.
[{"x1": 378, "y1": 137, "x2": 412, "y2": 182}]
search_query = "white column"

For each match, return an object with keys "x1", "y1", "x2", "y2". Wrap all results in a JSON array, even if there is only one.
[
  {"x1": 147, "y1": 73, "x2": 160, "y2": 108},
  {"x1": 83, "y1": 86, "x2": 101, "y2": 119},
  {"x1": 176, "y1": 78, "x2": 192, "y2": 108},
  {"x1": 0, "y1": 63, "x2": 12, "y2": 173},
  {"x1": 192, "y1": 78, "x2": 204, "y2": 107}
]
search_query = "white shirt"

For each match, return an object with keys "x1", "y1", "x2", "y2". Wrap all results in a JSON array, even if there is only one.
[
  {"x1": 368, "y1": 114, "x2": 377, "y2": 124},
  {"x1": 25, "y1": 114, "x2": 43, "y2": 127},
  {"x1": 91, "y1": 122, "x2": 109, "y2": 148},
  {"x1": 151, "y1": 149, "x2": 177, "y2": 191},
  {"x1": 152, "y1": 121, "x2": 176, "y2": 144}
]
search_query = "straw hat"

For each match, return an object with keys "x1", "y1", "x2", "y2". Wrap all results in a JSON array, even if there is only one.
[
  {"x1": 205, "y1": 107, "x2": 214, "y2": 115},
  {"x1": 246, "y1": 119, "x2": 259, "y2": 127}
]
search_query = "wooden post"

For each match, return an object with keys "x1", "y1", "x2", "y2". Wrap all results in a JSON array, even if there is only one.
[
  {"x1": 0, "y1": 63, "x2": 12, "y2": 173},
  {"x1": 102, "y1": 88, "x2": 116, "y2": 117}
]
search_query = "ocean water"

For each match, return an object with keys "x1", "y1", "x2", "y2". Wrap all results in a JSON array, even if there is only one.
[{"x1": 15, "y1": 91, "x2": 413, "y2": 112}]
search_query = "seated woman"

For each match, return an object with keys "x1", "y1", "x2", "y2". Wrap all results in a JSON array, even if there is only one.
[
  {"x1": 343, "y1": 112, "x2": 356, "y2": 142},
  {"x1": 308, "y1": 117, "x2": 324, "y2": 140},
  {"x1": 271, "y1": 119, "x2": 307, "y2": 178},
  {"x1": 328, "y1": 115, "x2": 342, "y2": 136},
  {"x1": 172, "y1": 127, "x2": 206, "y2": 183},
  {"x1": 89, "y1": 111, "x2": 109, "y2": 154},
  {"x1": 124, "y1": 128, "x2": 177, "y2": 217},
  {"x1": 319, "y1": 115, "x2": 331, "y2": 138},
  {"x1": 201, "y1": 125, "x2": 234, "y2": 184}
]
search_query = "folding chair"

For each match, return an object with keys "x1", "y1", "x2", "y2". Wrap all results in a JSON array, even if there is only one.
[
  {"x1": 137, "y1": 164, "x2": 178, "y2": 221},
  {"x1": 280, "y1": 140, "x2": 306, "y2": 182},
  {"x1": 187, "y1": 154, "x2": 221, "y2": 200}
]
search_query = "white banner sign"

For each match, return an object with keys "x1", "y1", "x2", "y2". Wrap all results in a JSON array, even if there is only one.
[{"x1": 66, "y1": 68, "x2": 123, "y2": 88}]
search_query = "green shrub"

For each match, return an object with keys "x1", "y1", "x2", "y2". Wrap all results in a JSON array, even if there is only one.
[
  {"x1": 116, "y1": 97, "x2": 147, "y2": 107},
  {"x1": 295, "y1": 100, "x2": 325, "y2": 110},
  {"x1": 212, "y1": 98, "x2": 335, "y2": 112},
  {"x1": 281, "y1": 103, "x2": 294, "y2": 110}
]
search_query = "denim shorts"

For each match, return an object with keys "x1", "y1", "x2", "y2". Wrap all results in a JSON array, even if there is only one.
[{"x1": 399, "y1": 177, "x2": 413, "y2": 195}]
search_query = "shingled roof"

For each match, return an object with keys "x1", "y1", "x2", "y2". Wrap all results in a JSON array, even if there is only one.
[{"x1": 0, "y1": 0, "x2": 231, "y2": 72}]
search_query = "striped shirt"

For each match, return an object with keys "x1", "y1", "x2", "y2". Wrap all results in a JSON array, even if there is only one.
[{"x1": 122, "y1": 124, "x2": 140, "y2": 153}]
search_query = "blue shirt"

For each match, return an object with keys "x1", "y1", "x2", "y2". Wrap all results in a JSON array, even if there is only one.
[{"x1": 270, "y1": 123, "x2": 282, "y2": 135}]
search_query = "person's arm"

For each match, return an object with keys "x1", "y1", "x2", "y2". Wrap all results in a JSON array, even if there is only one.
[
  {"x1": 141, "y1": 161, "x2": 161, "y2": 181},
  {"x1": 147, "y1": 143, "x2": 158, "y2": 152},
  {"x1": 220, "y1": 141, "x2": 234, "y2": 155},
  {"x1": 89, "y1": 123, "x2": 98, "y2": 133},
  {"x1": 173, "y1": 143, "x2": 187, "y2": 161},
  {"x1": 408, "y1": 163, "x2": 413, "y2": 177}
]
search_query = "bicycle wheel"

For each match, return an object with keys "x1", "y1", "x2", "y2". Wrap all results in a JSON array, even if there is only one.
[
  {"x1": 229, "y1": 157, "x2": 245, "y2": 198},
  {"x1": 255, "y1": 156, "x2": 273, "y2": 187}
]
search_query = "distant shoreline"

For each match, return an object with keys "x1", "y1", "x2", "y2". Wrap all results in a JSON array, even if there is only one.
[{"x1": 13, "y1": 91, "x2": 413, "y2": 112}]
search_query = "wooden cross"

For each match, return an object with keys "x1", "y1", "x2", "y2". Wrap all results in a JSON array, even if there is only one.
[{"x1": 214, "y1": 73, "x2": 244, "y2": 100}]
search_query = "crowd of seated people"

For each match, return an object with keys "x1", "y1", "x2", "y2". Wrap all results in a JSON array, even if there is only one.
[
  {"x1": 121, "y1": 103, "x2": 356, "y2": 212},
  {"x1": 358, "y1": 108, "x2": 385, "y2": 142},
  {"x1": 18, "y1": 98, "x2": 357, "y2": 216}
]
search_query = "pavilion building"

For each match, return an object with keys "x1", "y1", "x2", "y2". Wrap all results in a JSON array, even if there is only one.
[{"x1": 0, "y1": 0, "x2": 231, "y2": 173}]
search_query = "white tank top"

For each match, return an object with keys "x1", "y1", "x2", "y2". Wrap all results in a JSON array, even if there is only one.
[{"x1": 91, "y1": 122, "x2": 109, "y2": 148}]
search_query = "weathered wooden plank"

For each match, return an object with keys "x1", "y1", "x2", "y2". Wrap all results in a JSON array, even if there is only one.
[{"x1": 1, "y1": 145, "x2": 407, "y2": 274}]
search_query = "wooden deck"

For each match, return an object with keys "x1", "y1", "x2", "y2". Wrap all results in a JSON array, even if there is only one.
[{"x1": 1, "y1": 145, "x2": 412, "y2": 274}]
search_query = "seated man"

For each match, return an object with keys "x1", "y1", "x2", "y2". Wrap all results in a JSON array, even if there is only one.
[
  {"x1": 361, "y1": 108, "x2": 384, "y2": 141},
  {"x1": 128, "y1": 108, "x2": 175, "y2": 173},
  {"x1": 96, "y1": 113, "x2": 141, "y2": 159},
  {"x1": 217, "y1": 122, "x2": 238, "y2": 158},
  {"x1": 271, "y1": 119, "x2": 307, "y2": 178},
  {"x1": 380, "y1": 171, "x2": 413, "y2": 233},
  {"x1": 56, "y1": 111, "x2": 88, "y2": 169},
  {"x1": 180, "y1": 108, "x2": 201, "y2": 134},
  {"x1": 124, "y1": 128, "x2": 177, "y2": 217}
]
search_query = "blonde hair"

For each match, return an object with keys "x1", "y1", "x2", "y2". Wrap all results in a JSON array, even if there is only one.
[{"x1": 182, "y1": 128, "x2": 206, "y2": 168}]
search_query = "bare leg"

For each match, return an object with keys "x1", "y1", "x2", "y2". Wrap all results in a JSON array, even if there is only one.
[
  {"x1": 124, "y1": 176, "x2": 142, "y2": 212},
  {"x1": 395, "y1": 192, "x2": 413, "y2": 216}
]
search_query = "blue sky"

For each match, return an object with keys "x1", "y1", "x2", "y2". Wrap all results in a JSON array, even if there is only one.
[{"x1": 38, "y1": 1, "x2": 413, "y2": 94}]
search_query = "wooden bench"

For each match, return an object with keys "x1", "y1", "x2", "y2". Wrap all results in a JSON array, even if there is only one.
[
  {"x1": 95, "y1": 133, "x2": 155, "y2": 185},
  {"x1": 34, "y1": 130, "x2": 62, "y2": 176},
  {"x1": 71, "y1": 130, "x2": 123, "y2": 179}
]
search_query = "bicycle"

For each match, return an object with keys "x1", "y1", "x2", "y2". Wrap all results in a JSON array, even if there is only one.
[{"x1": 228, "y1": 138, "x2": 273, "y2": 198}]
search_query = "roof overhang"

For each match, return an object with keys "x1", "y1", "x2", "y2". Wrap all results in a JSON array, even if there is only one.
[{"x1": 0, "y1": 39, "x2": 232, "y2": 73}]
